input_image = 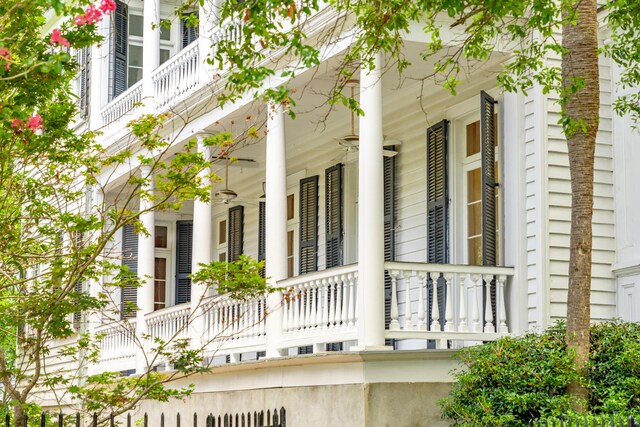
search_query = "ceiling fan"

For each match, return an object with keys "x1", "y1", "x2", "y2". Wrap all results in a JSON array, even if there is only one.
[{"x1": 334, "y1": 79, "x2": 401, "y2": 158}]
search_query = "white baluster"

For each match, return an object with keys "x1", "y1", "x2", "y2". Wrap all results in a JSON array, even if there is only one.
[
  {"x1": 340, "y1": 274, "x2": 348, "y2": 327},
  {"x1": 430, "y1": 272, "x2": 441, "y2": 332},
  {"x1": 471, "y1": 274, "x2": 481, "y2": 332},
  {"x1": 347, "y1": 273, "x2": 356, "y2": 327},
  {"x1": 458, "y1": 274, "x2": 469, "y2": 332},
  {"x1": 497, "y1": 275, "x2": 509, "y2": 333},
  {"x1": 389, "y1": 270, "x2": 400, "y2": 331},
  {"x1": 444, "y1": 273, "x2": 454, "y2": 332},
  {"x1": 321, "y1": 279, "x2": 329, "y2": 328},
  {"x1": 484, "y1": 276, "x2": 495, "y2": 333},
  {"x1": 309, "y1": 280, "x2": 317, "y2": 328},
  {"x1": 328, "y1": 277, "x2": 336, "y2": 328},
  {"x1": 417, "y1": 272, "x2": 427, "y2": 331},
  {"x1": 293, "y1": 286, "x2": 301, "y2": 330},
  {"x1": 403, "y1": 271, "x2": 413, "y2": 330},
  {"x1": 304, "y1": 282, "x2": 312, "y2": 329}
]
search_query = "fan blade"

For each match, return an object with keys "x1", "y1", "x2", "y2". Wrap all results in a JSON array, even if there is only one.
[{"x1": 383, "y1": 149, "x2": 398, "y2": 157}]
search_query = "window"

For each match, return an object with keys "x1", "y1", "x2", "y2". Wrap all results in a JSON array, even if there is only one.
[
  {"x1": 154, "y1": 225, "x2": 171, "y2": 310},
  {"x1": 454, "y1": 92, "x2": 500, "y2": 266},
  {"x1": 127, "y1": 13, "x2": 144, "y2": 88},
  {"x1": 217, "y1": 218, "x2": 227, "y2": 261}
]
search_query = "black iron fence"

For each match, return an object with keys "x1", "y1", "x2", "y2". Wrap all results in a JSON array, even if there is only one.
[
  {"x1": 530, "y1": 415, "x2": 639, "y2": 427},
  {"x1": 3, "y1": 408, "x2": 286, "y2": 427}
]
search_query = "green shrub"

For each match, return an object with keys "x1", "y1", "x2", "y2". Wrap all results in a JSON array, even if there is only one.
[{"x1": 438, "y1": 321, "x2": 640, "y2": 426}]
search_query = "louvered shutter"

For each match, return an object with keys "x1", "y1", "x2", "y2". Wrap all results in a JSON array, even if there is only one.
[
  {"x1": 78, "y1": 47, "x2": 90, "y2": 118},
  {"x1": 299, "y1": 176, "x2": 318, "y2": 274},
  {"x1": 426, "y1": 120, "x2": 449, "y2": 331},
  {"x1": 121, "y1": 224, "x2": 138, "y2": 319},
  {"x1": 481, "y1": 91, "x2": 497, "y2": 266},
  {"x1": 228, "y1": 206, "x2": 244, "y2": 262},
  {"x1": 383, "y1": 151, "x2": 396, "y2": 337},
  {"x1": 480, "y1": 91, "x2": 498, "y2": 323},
  {"x1": 325, "y1": 164, "x2": 343, "y2": 269},
  {"x1": 175, "y1": 220, "x2": 193, "y2": 304},
  {"x1": 258, "y1": 201, "x2": 266, "y2": 277},
  {"x1": 111, "y1": 0, "x2": 128, "y2": 100},
  {"x1": 181, "y1": 12, "x2": 199, "y2": 49},
  {"x1": 427, "y1": 120, "x2": 449, "y2": 264}
]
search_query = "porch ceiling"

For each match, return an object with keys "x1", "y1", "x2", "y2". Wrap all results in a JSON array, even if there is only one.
[{"x1": 203, "y1": 41, "x2": 509, "y2": 203}]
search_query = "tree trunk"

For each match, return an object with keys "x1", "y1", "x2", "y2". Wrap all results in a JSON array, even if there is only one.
[{"x1": 561, "y1": 0, "x2": 600, "y2": 409}]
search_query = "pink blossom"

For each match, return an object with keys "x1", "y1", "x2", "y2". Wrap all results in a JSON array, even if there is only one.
[
  {"x1": 84, "y1": 5, "x2": 102, "y2": 24},
  {"x1": 26, "y1": 114, "x2": 43, "y2": 131},
  {"x1": 10, "y1": 119, "x2": 23, "y2": 129},
  {"x1": 74, "y1": 14, "x2": 87, "y2": 25},
  {"x1": 50, "y1": 29, "x2": 70, "y2": 47},
  {"x1": 0, "y1": 48, "x2": 10, "y2": 71},
  {"x1": 99, "y1": 0, "x2": 116, "y2": 14}
]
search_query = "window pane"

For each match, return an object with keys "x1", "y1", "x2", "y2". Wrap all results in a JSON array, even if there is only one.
[
  {"x1": 160, "y1": 48, "x2": 171, "y2": 65},
  {"x1": 160, "y1": 25, "x2": 171, "y2": 41},
  {"x1": 287, "y1": 194, "x2": 295, "y2": 220},
  {"x1": 129, "y1": 14, "x2": 144, "y2": 37},
  {"x1": 287, "y1": 230, "x2": 294, "y2": 277},
  {"x1": 155, "y1": 226, "x2": 168, "y2": 248},
  {"x1": 127, "y1": 67, "x2": 142, "y2": 88},
  {"x1": 129, "y1": 45, "x2": 143, "y2": 67},
  {"x1": 467, "y1": 168, "x2": 482, "y2": 203},
  {"x1": 219, "y1": 220, "x2": 227, "y2": 244},
  {"x1": 468, "y1": 236, "x2": 482, "y2": 266},
  {"x1": 218, "y1": 252, "x2": 226, "y2": 262},
  {"x1": 466, "y1": 120, "x2": 480, "y2": 156},
  {"x1": 467, "y1": 201, "x2": 482, "y2": 237},
  {"x1": 154, "y1": 257, "x2": 166, "y2": 311}
]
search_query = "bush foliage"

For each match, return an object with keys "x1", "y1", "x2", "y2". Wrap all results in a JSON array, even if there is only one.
[{"x1": 439, "y1": 322, "x2": 640, "y2": 426}]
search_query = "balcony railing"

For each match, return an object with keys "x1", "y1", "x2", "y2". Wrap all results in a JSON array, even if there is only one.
[
  {"x1": 384, "y1": 262, "x2": 514, "y2": 347},
  {"x1": 96, "y1": 320, "x2": 136, "y2": 371},
  {"x1": 146, "y1": 304, "x2": 191, "y2": 344},
  {"x1": 92, "y1": 262, "x2": 514, "y2": 372},
  {"x1": 152, "y1": 41, "x2": 201, "y2": 108},
  {"x1": 100, "y1": 80, "x2": 143, "y2": 130}
]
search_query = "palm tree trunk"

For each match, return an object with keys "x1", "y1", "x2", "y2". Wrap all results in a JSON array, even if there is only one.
[{"x1": 562, "y1": 0, "x2": 600, "y2": 409}]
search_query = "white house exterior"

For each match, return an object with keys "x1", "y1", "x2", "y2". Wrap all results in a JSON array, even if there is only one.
[{"x1": 39, "y1": 1, "x2": 640, "y2": 425}]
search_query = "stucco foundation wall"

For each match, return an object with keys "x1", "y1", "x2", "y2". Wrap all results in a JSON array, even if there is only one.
[{"x1": 131, "y1": 382, "x2": 451, "y2": 427}]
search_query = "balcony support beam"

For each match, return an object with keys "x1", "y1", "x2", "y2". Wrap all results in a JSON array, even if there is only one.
[
  {"x1": 355, "y1": 52, "x2": 390, "y2": 350},
  {"x1": 190, "y1": 137, "x2": 213, "y2": 349},
  {"x1": 265, "y1": 101, "x2": 287, "y2": 358},
  {"x1": 135, "y1": 165, "x2": 155, "y2": 374},
  {"x1": 142, "y1": 0, "x2": 161, "y2": 100}
]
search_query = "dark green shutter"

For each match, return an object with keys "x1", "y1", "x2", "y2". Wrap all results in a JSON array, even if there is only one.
[
  {"x1": 426, "y1": 120, "x2": 449, "y2": 333},
  {"x1": 175, "y1": 220, "x2": 193, "y2": 304},
  {"x1": 481, "y1": 91, "x2": 497, "y2": 266},
  {"x1": 112, "y1": 0, "x2": 128, "y2": 100},
  {"x1": 325, "y1": 164, "x2": 343, "y2": 269},
  {"x1": 121, "y1": 224, "x2": 138, "y2": 318},
  {"x1": 426, "y1": 120, "x2": 449, "y2": 264},
  {"x1": 78, "y1": 47, "x2": 90, "y2": 118},
  {"x1": 181, "y1": 12, "x2": 199, "y2": 48},
  {"x1": 258, "y1": 201, "x2": 266, "y2": 276},
  {"x1": 299, "y1": 176, "x2": 318, "y2": 274},
  {"x1": 228, "y1": 205, "x2": 244, "y2": 262},
  {"x1": 383, "y1": 151, "x2": 396, "y2": 337}
]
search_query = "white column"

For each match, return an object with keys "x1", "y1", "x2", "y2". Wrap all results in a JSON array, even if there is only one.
[
  {"x1": 190, "y1": 137, "x2": 213, "y2": 349},
  {"x1": 356, "y1": 53, "x2": 389, "y2": 350},
  {"x1": 142, "y1": 0, "x2": 161, "y2": 100},
  {"x1": 135, "y1": 165, "x2": 155, "y2": 373},
  {"x1": 265, "y1": 102, "x2": 287, "y2": 358},
  {"x1": 88, "y1": 19, "x2": 107, "y2": 131}
]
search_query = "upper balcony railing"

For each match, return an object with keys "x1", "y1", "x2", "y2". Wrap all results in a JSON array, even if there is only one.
[
  {"x1": 152, "y1": 40, "x2": 201, "y2": 108},
  {"x1": 93, "y1": 262, "x2": 514, "y2": 373}
]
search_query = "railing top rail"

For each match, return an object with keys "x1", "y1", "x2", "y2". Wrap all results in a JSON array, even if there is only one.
[
  {"x1": 99, "y1": 79, "x2": 143, "y2": 114},
  {"x1": 384, "y1": 261, "x2": 515, "y2": 276},
  {"x1": 144, "y1": 304, "x2": 191, "y2": 321},
  {"x1": 276, "y1": 263, "x2": 359, "y2": 288},
  {"x1": 94, "y1": 319, "x2": 137, "y2": 333},
  {"x1": 151, "y1": 39, "x2": 200, "y2": 80}
]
